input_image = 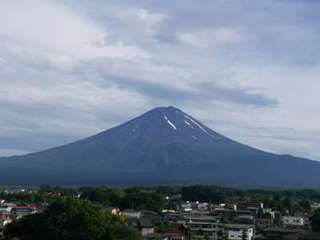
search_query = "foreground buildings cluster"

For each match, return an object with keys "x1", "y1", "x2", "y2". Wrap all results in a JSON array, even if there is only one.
[
  {"x1": 111, "y1": 197, "x2": 317, "y2": 240},
  {"x1": 0, "y1": 191, "x2": 319, "y2": 240},
  {"x1": 0, "y1": 201, "x2": 42, "y2": 228}
]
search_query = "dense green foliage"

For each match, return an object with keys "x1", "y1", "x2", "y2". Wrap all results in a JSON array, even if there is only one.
[
  {"x1": 79, "y1": 187, "x2": 164, "y2": 212},
  {"x1": 3, "y1": 198, "x2": 141, "y2": 240},
  {"x1": 181, "y1": 185, "x2": 245, "y2": 203},
  {"x1": 178, "y1": 185, "x2": 317, "y2": 213},
  {"x1": 76, "y1": 185, "x2": 320, "y2": 215},
  {"x1": 311, "y1": 210, "x2": 320, "y2": 232},
  {"x1": 1, "y1": 185, "x2": 320, "y2": 214},
  {"x1": 0, "y1": 186, "x2": 78, "y2": 204}
]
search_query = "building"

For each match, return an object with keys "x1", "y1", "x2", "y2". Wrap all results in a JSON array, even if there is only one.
[
  {"x1": 0, "y1": 213, "x2": 12, "y2": 229},
  {"x1": 106, "y1": 207, "x2": 121, "y2": 216},
  {"x1": 181, "y1": 202, "x2": 192, "y2": 212},
  {"x1": 162, "y1": 234, "x2": 185, "y2": 240},
  {"x1": 0, "y1": 206, "x2": 12, "y2": 214},
  {"x1": 140, "y1": 218, "x2": 155, "y2": 236},
  {"x1": 184, "y1": 220, "x2": 219, "y2": 239},
  {"x1": 126, "y1": 217, "x2": 154, "y2": 237},
  {"x1": 234, "y1": 215, "x2": 254, "y2": 224},
  {"x1": 197, "y1": 202, "x2": 209, "y2": 211},
  {"x1": 183, "y1": 219, "x2": 254, "y2": 240},
  {"x1": 12, "y1": 205, "x2": 37, "y2": 219},
  {"x1": 0, "y1": 211, "x2": 12, "y2": 225},
  {"x1": 255, "y1": 228, "x2": 298, "y2": 240},
  {"x1": 281, "y1": 216, "x2": 304, "y2": 227},
  {"x1": 122, "y1": 209, "x2": 141, "y2": 218},
  {"x1": 160, "y1": 223, "x2": 186, "y2": 240},
  {"x1": 141, "y1": 211, "x2": 162, "y2": 225},
  {"x1": 224, "y1": 224, "x2": 254, "y2": 240}
]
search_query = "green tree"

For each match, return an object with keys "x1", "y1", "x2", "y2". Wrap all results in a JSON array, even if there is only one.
[
  {"x1": 299, "y1": 200, "x2": 311, "y2": 211},
  {"x1": 4, "y1": 198, "x2": 141, "y2": 240},
  {"x1": 79, "y1": 187, "x2": 164, "y2": 212}
]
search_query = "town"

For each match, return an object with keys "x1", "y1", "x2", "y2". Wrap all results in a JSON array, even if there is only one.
[{"x1": 1, "y1": 186, "x2": 320, "y2": 240}]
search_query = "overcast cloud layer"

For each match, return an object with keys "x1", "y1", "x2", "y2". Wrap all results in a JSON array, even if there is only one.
[{"x1": 0, "y1": 0, "x2": 320, "y2": 160}]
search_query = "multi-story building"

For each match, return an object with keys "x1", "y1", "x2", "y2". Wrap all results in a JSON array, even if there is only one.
[{"x1": 183, "y1": 220, "x2": 254, "y2": 240}]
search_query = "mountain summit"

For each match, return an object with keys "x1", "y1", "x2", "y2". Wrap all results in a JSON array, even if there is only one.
[{"x1": 0, "y1": 106, "x2": 320, "y2": 187}]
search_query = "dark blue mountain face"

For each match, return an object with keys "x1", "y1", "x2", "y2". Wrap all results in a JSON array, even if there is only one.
[{"x1": 0, "y1": 106, "x2": 319, "y2": 187}]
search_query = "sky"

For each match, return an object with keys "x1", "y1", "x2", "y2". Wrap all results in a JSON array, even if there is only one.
[{"x1": 0, "y1": 0, "x2": 320, "y2": 160}]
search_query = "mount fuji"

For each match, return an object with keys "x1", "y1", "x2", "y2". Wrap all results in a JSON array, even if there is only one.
[{"x1": 0, "y1": 106, "x2": 319, "y2": 187}]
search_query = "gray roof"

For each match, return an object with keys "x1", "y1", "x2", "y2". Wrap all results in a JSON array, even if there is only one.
[{"x1": 139, "y1": 217, "x2": 153, "y2": 228}]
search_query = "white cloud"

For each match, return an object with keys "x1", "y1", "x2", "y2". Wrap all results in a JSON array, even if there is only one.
[
  {"x1": 0, "y1": 0, "x2": 148, "y2": 72},
  {"x1": 179, "y1": 27, "x2": 243, "y2": 47},
  {"x1": 114, "y1": 7, "x2": 167, "y2": 37},
  {"x1": 0, "y1": 76, "x2": 148, "y2": 136}
]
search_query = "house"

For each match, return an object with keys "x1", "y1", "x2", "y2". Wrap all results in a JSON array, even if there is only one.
[
  {"x1": 164, "y1": 212, "x2": 185, "y2": 223},
  {"x1": 12, "y1": 205, "x2": 37, "y2": 219},
  {"x1": 0, "y1": 206, "x2": 12, "y2": 214},
  {"x1": 255, "y1": 228, "x2": 298, "y2": 240},
  {"x1": 236, "y1": 202, "x2": 264, "y2": 210},
  {"x1": 212, "y1": 208, "x2": 255, "y2": 222},
  {"x1": 139, "y1": 217, "x2": 154, "y2": 236},
  {"x1": 262, "y1": 208, "x2": 278, "y2": 219},
  {"x1": 197, "y1": 202, "x2": 209, "y2": 211},
  {"x1": 0, "y1": 218, "x2": 12, "y2": 228},
  {"x1": 0, "y1": 212, "x2": 12, "y2": 229},
  {"x1": 234, "y1": 215, "x2": 254, "y2": 224},
  {"x1": 162, "y1": 234, "x2": 185, "y2": 240},
  {"x1": 255, "y1": 217, "x2": 273, "y2": 227},
  {"x1": 311, "y1": 202, "x2": 320, "y2": 210},
  {"x1": 126, "y1": 217, "x2": 154, "y2": 237},
  {"x1": 160, "y1": 223, "x2": 186, "y2": 240},
  {"x1": 141, "y1": 210, "x2": 162, "y2": 225},
  {"x1": 183, "y1": 221, "x2": 254, "y2": 240},
  {"x1": 183, "y1": 220, "x2": 219, "y2": 240},
  {"x1": 106, "y1": 207, "x2": 121, "y2": 216},
  {"x1": 122, "y1": 209, "x2": 141, "y2": 218},
  {"x1": 281, "y1": 216, "x2": 304, "y2": 227},
  {"x1": 181, "y1": 202, "x2": 192, "y2": 211},
  {"x1": 224, "y1": 224, "x2": 254, "y2": 240}
]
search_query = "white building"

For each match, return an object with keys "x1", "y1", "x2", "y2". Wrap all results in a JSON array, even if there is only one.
[
  {"x1": 181, "y1": 202, "x2": 192, "y2": 210},
  {"x1": 282, "y1": 216, "x2": 304, "y2": 226},
  {"x1": 225, "y1": 224, "x2": 254, "y2": 240},
  {"x1": 197, "y1": 202, "x2": 209, "y2": 210},
  {"x1": 122, "y1": 209, "x2": 141, "y2": 218},
  {"x1": 0, "y1": 207, "x2": 12, "y2": 214}
]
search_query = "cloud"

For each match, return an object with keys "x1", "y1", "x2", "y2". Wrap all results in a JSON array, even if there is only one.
[
  {"x1": 115, "y1": 8, "x2": 166, "y2": 37},
  {"x1": 179, "y1": 27, "x2": 243, "y2": 47},
  {"x1": 0, "y1": 0, "x2": 319, "y2": 161},
  {"x1": 0, "y1": 0, "x2": 148, "y2": 72}
]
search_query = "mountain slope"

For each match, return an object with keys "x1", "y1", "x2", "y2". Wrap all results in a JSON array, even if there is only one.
[{"x1": 0, "y1": 106, "x2": 319, "y2": 187}]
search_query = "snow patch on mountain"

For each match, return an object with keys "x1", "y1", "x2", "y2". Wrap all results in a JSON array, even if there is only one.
[
  {"x1": 184, "y1": 115, "x2": 209, "y2": 134},
  {"x1": 164, "y1": 115, "x2": 177, "y2": 130},
  {"x1": 184, "y1": 120, "x2": 194, "y2": 129}
]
